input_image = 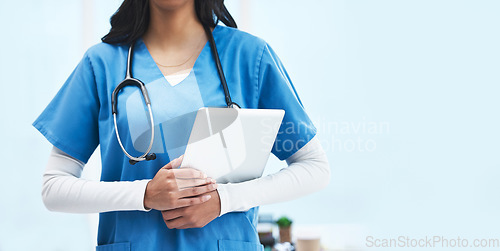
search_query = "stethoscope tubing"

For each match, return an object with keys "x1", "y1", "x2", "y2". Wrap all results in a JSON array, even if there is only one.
[
  {"x1": 112, "y1": 42, "x2": 157, "y2": 164},
  {"x1": 203, "y1": 25, "x2": 240, "y2": 109},
  {"x1": 113, "y1": 104, "x2": 155, "y2": 162}
]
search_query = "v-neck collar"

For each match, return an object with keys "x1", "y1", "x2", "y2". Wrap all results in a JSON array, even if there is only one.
[{"x1": 136, "y1": 25, "x2": 222, "y2": 84}]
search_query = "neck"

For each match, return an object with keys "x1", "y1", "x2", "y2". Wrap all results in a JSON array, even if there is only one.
[{"x1": 143, "y1": 1, "x2": 205, "y2": 49}]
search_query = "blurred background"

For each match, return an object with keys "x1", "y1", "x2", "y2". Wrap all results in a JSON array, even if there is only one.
[{"x1": 1, "y1": 0, "x2": 499, "y2": 250}]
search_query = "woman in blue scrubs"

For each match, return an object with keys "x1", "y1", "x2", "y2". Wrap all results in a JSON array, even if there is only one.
[{"x1": 34, "y1": 0, "x2": 330, "y2": 250}]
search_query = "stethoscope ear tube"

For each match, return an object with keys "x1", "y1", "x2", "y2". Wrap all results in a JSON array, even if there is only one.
[{"x1": 203, "y1": 25, "x2": 240, "y2": 109}]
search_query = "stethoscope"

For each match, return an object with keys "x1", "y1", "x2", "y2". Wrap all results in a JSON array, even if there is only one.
[{"x1": 112, "y1": 25, "x2": 240, "y2": 165}]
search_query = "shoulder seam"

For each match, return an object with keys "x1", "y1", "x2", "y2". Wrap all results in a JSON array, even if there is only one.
[
  {"x1": 255, "y1": 43, "x2": 267, "y2": 107},
  {"x1": 84, "y1": 53, "x2": 101, "y2": 111}
]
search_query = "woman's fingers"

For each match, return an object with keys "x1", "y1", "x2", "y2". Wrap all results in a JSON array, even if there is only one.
[
  {"x1": 175, "y1": 177, "x2": 215, "y2": 189},
  {"x1": 177, "y1": 183, "x2": 218, "y2": 199},
  {"x1": 176, "y1": 193, "x2": 212, "y2": 208},
  {"x1": 162, "y1": 190, "x2": 219, "y2": 229},
  {"x1": 170, "y1": 168, "x2": 207, "y2": 179},
  {"x1": 164, "y1": 216, "x2": 188, "y2": 229},
  {"x1": 145, "y1": 160, "x2": 214, "y2": 211},
  {"x1": 162, "y1": 209, "x2": 183, "y2": 221}
]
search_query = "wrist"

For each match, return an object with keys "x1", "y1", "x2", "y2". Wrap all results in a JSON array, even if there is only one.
[
  {"x1": 214, "y1": 189, "x2": 221, "y2": 216},
  {"x1": 142, "y1": 180, "x2": 153, "y2": 211},
  {"x1": 216, "y1": 184, "x2": 230, "y2": 217}
]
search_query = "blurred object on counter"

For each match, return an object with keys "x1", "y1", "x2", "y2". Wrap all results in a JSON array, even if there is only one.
[
  {"x1": 258, "y1": 214, "x2": 276, "y2": 248},
  {"x1": 274, "y1": 242, "x2": 294, "y2": 251},
  {"x1": 295, "y1": 229, "x2": 321, "y2": 251},
  {"x1": 276, "y1": 216, "x2": 293, "y2": 243}
]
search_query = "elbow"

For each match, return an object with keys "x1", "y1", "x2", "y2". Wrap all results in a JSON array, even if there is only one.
[
  {"x1": 320, "y1": 165, "x2": 331, "y2": 190},
  {"x1": 41, "y1": 183, "x2": 55, "y2": 212},
  {"x1": 42, "y1": 195, "x2": 58, "y2": 212},
  {"x1": 41, "y1": 176, "x2": 61, "y2": 212},
  {"x1": 310, "y1": 137, "x2": 331, "y2": 190},
  {"x1": 316, "y1": 157, "x2": 331, "y2": 190}
]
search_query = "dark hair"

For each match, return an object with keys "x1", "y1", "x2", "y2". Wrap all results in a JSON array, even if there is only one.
[{"x1": 102, "y1": 0, "x2": 237, "y2": 45}]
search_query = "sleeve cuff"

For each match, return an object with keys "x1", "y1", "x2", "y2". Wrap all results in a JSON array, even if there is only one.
[
  {"x1": 216, "y1": 183, "x2": 231, "y2": 216},
  {"x1": 131, "y1": 179, "x2": 152, "y2": 212}
]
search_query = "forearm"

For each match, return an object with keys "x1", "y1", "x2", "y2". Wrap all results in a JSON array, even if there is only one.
[
  {"x1": 42, "y1": 147, "x2": 150, "y2": 213},
  {"x1": 216, "y1": 136, "x2": 330, "y2": 215}
]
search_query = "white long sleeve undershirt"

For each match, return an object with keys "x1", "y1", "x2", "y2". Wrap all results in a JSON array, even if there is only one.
[
  {"x1": 41, "y1": 136, "x2": 330, "y2": 215},
  {"x1": 42, "y1": 148, "x2": 150, "y2": 213}
]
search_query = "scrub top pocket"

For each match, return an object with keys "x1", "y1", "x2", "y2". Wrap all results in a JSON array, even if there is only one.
[
  {"x1": 217, "y1": 239, "x2": 264, "y2": 251},
  {"x1": 96, "y1": 242, "x2": 130, "y2": 251}
]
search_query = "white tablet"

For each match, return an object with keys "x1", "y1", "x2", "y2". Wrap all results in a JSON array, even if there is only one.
[{"x1": 180, "y1": 107, "x2": 284, "y2": 183}]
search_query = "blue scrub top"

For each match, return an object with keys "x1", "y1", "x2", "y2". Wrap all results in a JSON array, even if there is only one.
[{"x1": 34, "y1": 25, "x2": 316, "y2": 251}]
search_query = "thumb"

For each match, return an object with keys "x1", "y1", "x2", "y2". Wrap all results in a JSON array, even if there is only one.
[
  {"x1": 172, "y1": 155, "x2": 184, "y2": 168},
  {"x1": 162, "y1": 155, "x2": 184, "y2": 169},
  {"x1": 162, "y1": 162, "x2": 173, "y2": 169}
]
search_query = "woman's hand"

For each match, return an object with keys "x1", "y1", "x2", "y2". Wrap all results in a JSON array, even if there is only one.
[
  {"x1": 161, "y1": 190, "x2": 221, "y2": 229},
  {"x1": 144, "y1": 156, "x2": 217, "y2": 211}
]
